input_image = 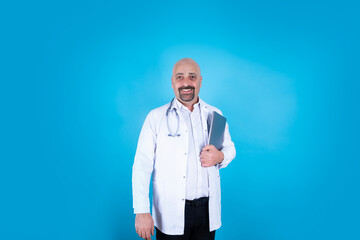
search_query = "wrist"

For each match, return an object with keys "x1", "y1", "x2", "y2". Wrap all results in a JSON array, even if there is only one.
[{"x1": 136, "y1": 213, "x2": 150, "y2": 216}]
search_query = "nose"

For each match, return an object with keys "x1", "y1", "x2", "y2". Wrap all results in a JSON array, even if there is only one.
[{"x1": 183, "y1": 76, "x2": 193, "y2": 85}]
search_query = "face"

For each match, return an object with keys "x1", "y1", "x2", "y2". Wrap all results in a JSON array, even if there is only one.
[{"x1": 171, "y1": 61, "x2": 202, "y2": 106}]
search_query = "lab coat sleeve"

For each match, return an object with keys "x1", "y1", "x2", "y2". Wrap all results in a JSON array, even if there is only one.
[
  {"x1": 132, "y1": 111, "x2": 157, "y2": 214},
  {"x1": 218, "y1": 122, "x2": 236, "y2": 169}
]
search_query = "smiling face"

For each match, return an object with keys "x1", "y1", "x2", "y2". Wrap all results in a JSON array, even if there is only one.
[{"x1": 171, "y1": 58, "x2": 202, "y2": 110}]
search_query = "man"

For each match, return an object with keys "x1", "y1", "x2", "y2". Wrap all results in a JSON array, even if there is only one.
[{"x1": 132, "y1": 58, "x2": 236, "y2": 240}]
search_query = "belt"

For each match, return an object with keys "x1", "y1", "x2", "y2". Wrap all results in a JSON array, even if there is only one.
[{"x1": 185, "y1": 197, "x2": 209, "y2": 207}]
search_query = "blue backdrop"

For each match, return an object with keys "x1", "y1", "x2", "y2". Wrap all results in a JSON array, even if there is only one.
[{"x1": 1, "y1": 1, "x2": 359, "y2": 239}]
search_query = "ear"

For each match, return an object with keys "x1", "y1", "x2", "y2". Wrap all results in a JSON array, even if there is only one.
[
  {"x1": 171, "y1": 78, "x2": 174, "y2": 89},
  {"x1": 200, "y1": 76, "x2": 202, "y2": 87}
]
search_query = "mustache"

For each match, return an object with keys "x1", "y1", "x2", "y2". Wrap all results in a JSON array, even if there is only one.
[{"x1": 178, "y1": 86, "x2": 195, "y2": 91}]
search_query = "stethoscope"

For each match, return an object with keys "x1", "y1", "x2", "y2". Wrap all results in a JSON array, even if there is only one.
[
  {"x1": 166, "y1": 98, "x2": 181, "y2": 137},
  {"x1": 166, "y1": 98, "x2": 207, "y2": 145}
]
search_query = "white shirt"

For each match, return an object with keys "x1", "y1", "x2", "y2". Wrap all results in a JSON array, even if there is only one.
[
  {"x1": 174, "y1": 98, "x2": 209, "y2": 200},
  {"x1": 132, "y1": 98, "x2": 236, "y2": 235}
]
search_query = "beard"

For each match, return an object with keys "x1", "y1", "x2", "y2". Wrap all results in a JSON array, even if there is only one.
[{"x1": 178, "y1": 86, "x2": 195, "y2": 102}]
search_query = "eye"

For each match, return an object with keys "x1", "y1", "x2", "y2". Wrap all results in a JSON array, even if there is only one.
[
  {"x1": 177, "y1": 76, "x2": 183, "y2": 80},
  {"x1": 190, "y1": 76, "x2": 196, "y2": 80}
]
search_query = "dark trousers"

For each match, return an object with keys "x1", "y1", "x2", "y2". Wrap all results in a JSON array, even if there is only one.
[{"x1": 156, "y1": 197, "x2": 216, "y2": 240}]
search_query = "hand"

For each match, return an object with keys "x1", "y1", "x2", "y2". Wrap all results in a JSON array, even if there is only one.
[
  {"x1": 135, "y1": 213, "x2": 154, "y2": 240},
  {"x1": 200, "y1": 145, "x2": 224, "y2": 167}
]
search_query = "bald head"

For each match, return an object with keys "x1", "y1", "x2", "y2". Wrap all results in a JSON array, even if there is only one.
[
  {"x1": 171, "y1": 58, "x2": 203, "y2": 111},
  {"x1": 172, "y1": 58, "x2": 201, "y2": 76}
]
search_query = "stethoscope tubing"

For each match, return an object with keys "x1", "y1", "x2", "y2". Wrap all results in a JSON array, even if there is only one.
[
  {"x1": 166, "y1": 98, "x2": 207, "y2": 147},
  {"x1": 166, "y1": 98, "x2": 180, "y2": 137}
]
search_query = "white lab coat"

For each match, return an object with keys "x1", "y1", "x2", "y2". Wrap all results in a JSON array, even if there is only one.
[{"x1": 132, "y1": 98, "x2": 236, "y2": 235}]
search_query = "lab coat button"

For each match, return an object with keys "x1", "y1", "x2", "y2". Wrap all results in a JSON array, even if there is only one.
[{"x1": 184, "y1": 152, "x2": 187, "y2": 155}]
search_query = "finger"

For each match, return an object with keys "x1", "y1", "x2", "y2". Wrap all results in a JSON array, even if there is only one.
[
  {"x1": 136, "y1": 228, "x2": 141, "y2": 237},
  {"x1": 145, "y1": 231, "x2": 151, "y2": 240},
  {"x1": 209, "y1": 145, "x2": 217, "y2": 152},
  {"x1": 142, "y1": 231, "x2": 146, "y2": 239},
  {"x1": 143, "y1": 231, "x2": 147, "y2": 239},
  {"x1": 204, "y1": 144, "x2": 215, "y2": 150},
  {"x1": 151, "y1": 225, "x2": 154, "y2": 235},
  {"x1": 203, "y1": 160, "x2": 213, "y2": 167},
  {"x1": 202, "y1": 145, "x2": 210, "y2": 151}
]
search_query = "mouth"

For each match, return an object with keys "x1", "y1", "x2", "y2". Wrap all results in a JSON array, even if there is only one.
[
  {"x1": 179, "y1": 87, "x2": 194, "y2": 94},
  {"x1": 178, "y1": 86, "x2": 195, "y2": 102}
]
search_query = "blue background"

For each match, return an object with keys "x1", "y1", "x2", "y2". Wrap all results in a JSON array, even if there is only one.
[{"x1": 1, "y1": 0, "x2": 359, "y2": 239}]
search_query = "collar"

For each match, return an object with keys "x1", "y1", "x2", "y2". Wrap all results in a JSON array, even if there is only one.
[{"x1": 173, "y1": 97, "x2": 204, "y2": 113}]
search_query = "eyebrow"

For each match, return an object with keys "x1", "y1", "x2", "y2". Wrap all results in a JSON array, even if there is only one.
[{"x1": 175, "y1": 72, "x2": 198, "y2": 76}]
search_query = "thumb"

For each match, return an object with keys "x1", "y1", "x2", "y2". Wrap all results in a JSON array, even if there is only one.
[
  {"x1": 151, "y1": 226, "x2": 154, "y2": 235},
  {"x1": 202, "y1": 145, "x2": 211, "y2": 151}
]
